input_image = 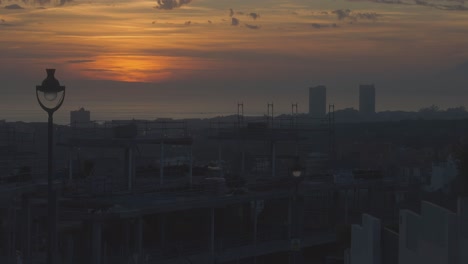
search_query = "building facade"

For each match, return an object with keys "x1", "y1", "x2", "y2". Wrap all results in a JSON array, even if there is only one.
[
  {"x1": 359, "y1": 84, "x2": 376, "y2": 115},
  {"x1": 309, "y1": 85, "x2": 327, "y2": 118},
  {"x1": 70, "y1": 107, "x2": 91, "y2": 126}
]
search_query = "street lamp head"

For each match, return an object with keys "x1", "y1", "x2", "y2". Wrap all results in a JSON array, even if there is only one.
[
  {"x1": 36, "y1": 69, "x2": 66, "y2": 114},
  {"x1": 291, "y1": 156, "x2": 303, "y2": 178},
  {"x1": 292, "y1": 169, "x2": 302, "y2": 178},
  {"x1": 44, "y1": 92, "x2": 58, "y2": 102}
]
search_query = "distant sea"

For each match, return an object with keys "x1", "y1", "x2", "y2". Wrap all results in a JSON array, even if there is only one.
[
  {"x1": 0, "y1": 104, "x2": 268, "y2": 124},
  {"x1": 0, "y1": 79, "x2": 303, "y2": 124},
  {"x1": 0, "y1": 108, "x2": 235, "y2": 124}
]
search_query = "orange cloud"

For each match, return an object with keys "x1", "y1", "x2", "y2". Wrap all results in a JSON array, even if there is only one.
[{"x1": 68, "y1": 55, "x2": 214, "y2": 82}]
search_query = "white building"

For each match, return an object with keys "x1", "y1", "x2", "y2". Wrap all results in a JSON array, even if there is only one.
[
  {"x1": 70, "y1": 107, "x2": 91, "y2": 126},
  {"x1": 347, "y1": 198, "x2": 468, "y2": 264}
]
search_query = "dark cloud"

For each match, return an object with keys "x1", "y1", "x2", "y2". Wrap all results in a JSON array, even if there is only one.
[
  {"x1": 332, "y1": 9, "x2": 351, "y2": 20},
  {"x1": 349, "y1": 0, "x2": 468, "y2": 11},
  {"x1": 207, "y1": 20, "x2": 212, "y2": 24},
  {"x1": 58, "y1": 0, "x2": 72, "y2": 6},
  {"x1": 23, "y1": 0, "x2": 51, "y2": 5},
  {"x1": 415, "y1": 0, "x2": 430, "y2": 5},
  {"x1": 231, "y1": 17, "x2": 239, "y2": 26},
  {"x1": 248, "y1": 12, "x2": 260, "y2": 20},
  {"x1": 375, "y1": 0, "x2": 404, "y2": 3},
  {"x1": 5, "y1": 4, "x2": 24, "y2": 9},
  {"x1": 331, "y1": 9, "x2": 381, "y2": 21},
  {"x1": 245, "y1": 23, "x2": 259, "y2": 29},
  {"x1": 355, "y1": 12, "x2": 381, "y2": 20},
  {"x1": 435, "y1": 3, "x2": 468, "y2": 9},
  {"x1": 184, "y1": 20, "x2": 191, "y2": 25},
  {"x1": 348, "y1": 0, "x2": 406, "y2": 3},
  {"x1": 310, "y1": 11, "x2": 330, "y2": 15},
  {"x1": 67, "y1": 59, "x2": 95, "y2": 64},
  {"x1": 412, "y1": 0, "x2": 468, "y2": 10},
  {"x1": 1, "y1": 0, "x2": 73, "y2": 7},
  {"x1": 311, "y1": 23, "x2": 322, "y2": 29},
  {"x1": 311, "y1": 23, "x2": 338, "y2": 29},
  {"x1": 156, "y1": 0, "x2": 192, "y2": 10},
  {"x1": 228, "y1": 8, "x2": 260, "y2": 20}
]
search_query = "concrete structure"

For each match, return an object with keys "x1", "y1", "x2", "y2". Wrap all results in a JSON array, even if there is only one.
[
  {"x1": 399, "y1": 201, "x2": 459, "y2": 264},
  {"x1": 348, "y1": 198, "x2": 468, "y2": 264},
  {"x1": 458, "y1": 197, "x2": 468, "y2": 264},
  {"x1": 359, "y1": 84, "x2": 376, "y2": 115},
  {"x1": 70, "y1": 107, "x2": 90, "y2": 126},
  {"x1": 350, "y1": 214, "x2": 381, "y2": 264},
  {"x1": 309, "y1": 85, "x2": 326, "y2": 118}
]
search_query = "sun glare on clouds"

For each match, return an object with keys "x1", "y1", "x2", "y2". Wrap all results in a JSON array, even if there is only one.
[
  {"x1": 69, "y1": 55, "x2": 215, "y2": 82},
  {"x1": 1, "y1": 0, "x2": 468, "y2": 83}
]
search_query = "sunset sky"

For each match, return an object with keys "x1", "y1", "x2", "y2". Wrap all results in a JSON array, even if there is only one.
[{"x1": 1, "y1": 0, "x2": 468, "y2": 123}]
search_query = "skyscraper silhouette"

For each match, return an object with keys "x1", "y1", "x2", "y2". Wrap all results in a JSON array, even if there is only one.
[
  {"x1": 309, "y1": 85, "x2": 326, "y2": 118},
  {"x1": 359, "y1": 84, "x2": 376, "y2": 115}
]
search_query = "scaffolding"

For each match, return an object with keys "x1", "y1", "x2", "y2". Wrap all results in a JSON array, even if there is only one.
[
  {"x1": 58, "y1": 120, "x2": 194, "y2": 196},
  {"x1": 208, "y1": 103, "x2": 336, "y2": 181}
]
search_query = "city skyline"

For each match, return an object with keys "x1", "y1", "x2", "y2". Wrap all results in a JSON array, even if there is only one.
[
  {"x1": 2, "y1": 1, "x2": 468, "y2": 260},
  {"x1": 1, "y1": 0, "x2": 468, "y2": 122}
]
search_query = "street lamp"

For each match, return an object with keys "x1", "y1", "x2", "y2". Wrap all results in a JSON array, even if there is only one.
[
  {"x1": 289, "y1": 156, "x2": 303, "y2": 264},
  {"x1": 292, "y1": 165, "x2": 302, "y2": 178},
  {"x1": 36, "y1": 68, "x2": 65, "y2": 264},
  {"x1": 291, "y1": 157, "x2": 303, "y2": 195}
]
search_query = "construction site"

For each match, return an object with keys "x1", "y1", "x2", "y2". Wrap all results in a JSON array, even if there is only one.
[{"x1": 0, "y1": 104, "x2": 408, "y2": 264}]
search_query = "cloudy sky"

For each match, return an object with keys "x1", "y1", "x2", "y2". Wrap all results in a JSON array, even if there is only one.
[{"x1": 1, "y1": 0, "x2": 468, "y2": 122}]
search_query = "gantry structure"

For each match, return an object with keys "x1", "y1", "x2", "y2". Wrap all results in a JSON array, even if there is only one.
[{"x1": 0, "y1": 117, "x2": 412, "y2": 264}]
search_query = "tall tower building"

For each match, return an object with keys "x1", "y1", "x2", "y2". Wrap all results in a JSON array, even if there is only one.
[
  {"x1": 309, "y1": 85, "x2": 326, "y2": 118},
  {"x1": 359, "y1": 84, "x2": 376, "y2": 115}
]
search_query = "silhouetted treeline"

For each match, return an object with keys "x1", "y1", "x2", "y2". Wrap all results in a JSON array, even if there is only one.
[{"x1": 332, "y1": 105, "x2": 468, "y2": 122}]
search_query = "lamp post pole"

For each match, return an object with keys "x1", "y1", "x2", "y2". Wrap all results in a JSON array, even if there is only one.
[
  {"x1": 290, "y1": 157, "x2": 303, "y2": 264},
  {"x1": 36, "y1": 69, "x2": 65, "y2": 264},
  {"x1": 47, "y1": 111, "x2": 57, "y2": 264}
]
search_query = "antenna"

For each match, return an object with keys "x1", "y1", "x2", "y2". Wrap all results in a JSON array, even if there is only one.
[
  {"x1": 267, "y1": 103, "x2": 274, "y2": 127},
  {"x1": 237, "y1": 102, "x2": 244, "y2": 126},
  {"x1": 292, "y1": 103, "x2": 298, "y2": 128},
  {"x1": 291, "y1": 103, "x2": 298, "y2": 116}
]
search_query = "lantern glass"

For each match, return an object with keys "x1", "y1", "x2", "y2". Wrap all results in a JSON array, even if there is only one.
[
  {"x1": 292, "y1": 169, "x2": 302, "y2": 178},
  {"x1": 36, "y1": 68, "x2": 65, "y2": 112},
  {"x1": 44, "y1": 91, "x2": 58, "y2": 101}
]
